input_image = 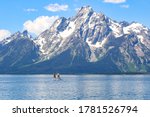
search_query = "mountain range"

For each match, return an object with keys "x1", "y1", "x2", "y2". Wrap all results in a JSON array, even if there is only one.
[{"x1": 0, "y1": 6, "x2": 150, "y2": 74}]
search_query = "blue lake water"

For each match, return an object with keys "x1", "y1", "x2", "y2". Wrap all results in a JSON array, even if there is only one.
[{"x1": 0, "y1": 75, "x2": 150, "y2": 100}]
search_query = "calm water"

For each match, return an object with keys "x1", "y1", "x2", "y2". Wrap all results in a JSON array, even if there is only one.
[{"x1": 0, "y1": 75, "x2": 150, "y2": 100}]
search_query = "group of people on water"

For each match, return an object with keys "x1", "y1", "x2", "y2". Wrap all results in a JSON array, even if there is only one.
[{"x1": 53, "y1": 73, "x2": 61, "y2": 79}]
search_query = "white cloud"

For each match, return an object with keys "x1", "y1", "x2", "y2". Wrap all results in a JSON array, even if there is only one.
[
  {"x1": 120, "y1": 5, "x2": 129, "y2": 8},
  {"x1": 0, "y1": 30, "x2": 11, "y2": 41},
  {"x1": 103, "y1": 0, "x2": 126, "y2": 4},
  {"x1": 23, "y1": 16, "x2": 59, "y2": 36},
  {"x1": 45, "y1": 3, "x2": 68, "y2": 12},
  {"x1": 24, "y1": 8, "x2": 38, "y2": 12}
]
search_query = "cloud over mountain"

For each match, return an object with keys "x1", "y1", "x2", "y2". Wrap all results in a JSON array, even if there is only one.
[
  {"x1": 23, "y1": 16, "x2": 59, "y2": 35},
  {"x1": 44, "y1": 3, "x2": 68, "y2": 12},
  {"x1": 24, "y1": 8, "x2": 38, "y2": 12},
  {"x1": 120, "y1": 4, "x2": 129, "y2": 8},
  {"x1": 103, "y1": 0, "x2": 126, "y2": 4},
  {"x1": 0, "y1": 29, "x2": 11, "y2": 41}
]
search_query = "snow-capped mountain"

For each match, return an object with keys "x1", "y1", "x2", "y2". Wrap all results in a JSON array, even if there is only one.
[
  {"x1": 0, "y1": 31, "x2": 39, "y2": 73},
  {"x1": 0, "y1": 30, "x2": 32, "y2": 45},
  {"x1": 0, "y1": 6, "x2": 150, "y2": 73}
]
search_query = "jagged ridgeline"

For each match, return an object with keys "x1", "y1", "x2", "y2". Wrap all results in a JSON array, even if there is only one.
[{"x1": 0, "y1": 6, "x2": 150, "y2": 74}]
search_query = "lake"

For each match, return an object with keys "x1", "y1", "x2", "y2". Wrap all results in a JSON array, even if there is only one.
[{"x1": 0, "y1": 75, "x2": 149, "y2": 100}]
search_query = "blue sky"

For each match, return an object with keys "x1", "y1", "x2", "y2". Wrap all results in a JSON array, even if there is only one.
[{"x1": 0, "y1": 0, "x2": 150, "y2": 40}]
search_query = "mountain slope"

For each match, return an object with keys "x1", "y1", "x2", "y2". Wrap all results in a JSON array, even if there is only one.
[{"x1": 0, "y1": 31, "x2": 39, "y2": 73}]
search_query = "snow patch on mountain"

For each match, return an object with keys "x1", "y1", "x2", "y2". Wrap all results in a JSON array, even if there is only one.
[
  {"x1": 59, "y1": 21, "x2": 75, "y2": 38},
  {"x1": 86, "y1": 37, "x2": 107, "y2": 48},
  {"x1": 109, "y1": 20, "x2": 123, "y2": 37},
  {"x1": 137, "y1": 35, "x2": 150, "y2": 49},
  {"x1": 89, "y1": 47, "x2": 98, "y2": 62},
  {"x1": 123, "y1": 23, "x2": 148, "y2": 34},
  {"x1": 35, "y1": 36, "x2": 47, "y2": 54}
]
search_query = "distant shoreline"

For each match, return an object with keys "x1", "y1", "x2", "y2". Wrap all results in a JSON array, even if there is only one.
[{"x1": 0, "y1": 73, "x2": 149, "y2": 75}]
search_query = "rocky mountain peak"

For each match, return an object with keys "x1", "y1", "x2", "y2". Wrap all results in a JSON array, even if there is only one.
[
  {"x1": 0, "y1": 30, "x2": 32, "y2": 45},
  {"x1": 22, "y1": 30, "x2": 31, "y2": 38},
  {"x1": 76, "y1": 6, "x2": 94, "y2": 18},
  {"x1": 11, "y1": 30, "x2": 31, "y2": 39},
  {"x1": 78, "y1": 6, "x2": 93, "y2": 13}
]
